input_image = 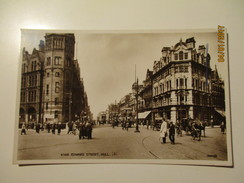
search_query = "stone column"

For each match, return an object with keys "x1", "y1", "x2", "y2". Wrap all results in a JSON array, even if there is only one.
[
  {"x1": 189, "y1": 106, "x2": 194, "y2": 119},
  {"x1": 171, "y1": 91, "x2": 177, "y2": 105},
  {"x1": 171, "y1": 106, "x2": 177, "y2": 124},
  {"x1": 25, "y1": 113, "x2": 28, "y2": 124},
  {"x1": 36, "y1": 114, "x2": 39, "y2": 123},
  {"x1": 188, "y1": 90, "x2": 193, "y2": 105}
]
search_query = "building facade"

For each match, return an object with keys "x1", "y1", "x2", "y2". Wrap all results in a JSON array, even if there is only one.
[
  {"x1": 19, "y1": 33, "x2": 90, "y2": 126},
  {"x1": 152, "y1": 38, "x2": 213, "y2": 123},
  {"x1": 20, "y1": 44, "x2": 45, "y2": 125}
]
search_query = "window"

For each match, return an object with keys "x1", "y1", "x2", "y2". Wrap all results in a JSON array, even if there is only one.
[
  {"x1": 55, "y1": 82, "x2": 60, "y2": 93},
  {"x1": 46, "y1": 84, "x2": 49, "y2": 95},
  {"x1": 55, "y1": 72, "x2": 60, "y2": 77},
  {"x1": 185, "y1": 78, "x2": 187, "y2": 89},
  {"x1": 29, "y1": 76, "x2": 32, "y2": 86},
  {"x1": 54, "y1": 57, "x2": 61, "y2": 65},
  {"x1": 33, "y1": 90, "x2": 36, "y2": 102},
  {"x1": 28, "y1": 91, "x2": 32, "y2": 102},
  {"x1": 160, "y1": 84, "x2": 162, "y2": 93},
  {"x1": 55, "y1": 111, "x2": 58, "y2": 118},
  {"x1": 66, "y1": 59, "x2": 71, "y2": 66},
  {"x1": 174, "y1": 54, "x2": 178, "y2": 60},
  {"x1": 180, "y1": 95, "x2": 184, "y2": 104},
  {"x1": 180, "y1": 78, "x2": 184, "y2": 89},
  {"x1": 179, "y1": 51, "x2": 183, "y2": 60},
  {"x1": 175, "y1": 66, "x2": 179, "y2": 73},
  {"x1": 47, "y1": 72, "x2": 50, "y2": 77},
  {"x1": 47, "y1": 57, "x2": 51, "y2": 66},
  {"x1": 179, "y1": 66, "x2": 184, "y2": 72},
  {"x1": 176, "y1": 79, "x2": 179, "y2": 89},
  {"x1": 33, "y1": 62, "x2": 35, "y2": 71},
  {"x1": 184, "y1": 53, "x2": 188, "y2": 59},
  {"x1": 31, "y1": 62, "x2": 34, "y2": 71},
  {"x1": 55, "y1": 97, "x2": 58, "y2": 105},
  {"x1": 34, "y1": 75, "x2": 37, "y2": 86},
  {"x1": 46, "y1": 102, "x2": 48, "y2": 110}
]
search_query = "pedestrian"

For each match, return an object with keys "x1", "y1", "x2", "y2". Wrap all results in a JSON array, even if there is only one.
[
  {"x1": 160, "y1": 119, "x2": 168, "y2": 143},
  {"x1": 122, "y1": 120, "x2": 125, "y2": 130},
  {"x1": 112, "y1": 121, "x2": 115, "y2": 128},
  {"x1": 21, "y1": 123, "x2": 27, "y2": 135},
  {"x1": 67, "y1": 121, "x2": 73, "y2": 134},
  {"x1": 78, "y1": 122, "x2": 84, "y2": 139},
  {"x1": 52, "y1": 123, "x2": 56, "y2": 134},
  {"x1": 191, "y1": 121, "x2": 201, "y2": 141},
  {"x1": 169, "y1": 121, "x2": 175, "y2": 144},
  {"x1": 57, "y1": 122, "x2": 62, "y2": 135},
  {"x1": 46, "y1": 123, "x2": 51, "y2": 133},
  {"x1": 86, "y1": 122, "x2": 92, "y2": 139},
  {"x1": 73, "y1": 122, "x2": 77, "y2": 135},
  {"x1": 125, "y1": 121, "x2": 129, "y2": 131},
  {"x1": 36, "y1": 123, "x2": 40, "y2": 133},
  {"x1": 146, "y1": 120, "x2": 149, "y2": 129},
  {"x1": 220, "y1": 121, "x2": 226, "y2": 134}
]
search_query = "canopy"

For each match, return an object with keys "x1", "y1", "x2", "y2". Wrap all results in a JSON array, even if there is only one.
[
  {"x1": 138, "y1": 111, "x2": 151, "y2": 119},
  {"x1": 215, "y1": 108, "x2": 226, "y2": 117}
]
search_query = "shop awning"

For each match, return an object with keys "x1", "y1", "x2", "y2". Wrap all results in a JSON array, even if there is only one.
[
  {"x1": 138, "y1": 111, "x2": 151, "y2": 119},
  {"x1": 215, "y1": 108, "x2": 226, "y2": 117}
]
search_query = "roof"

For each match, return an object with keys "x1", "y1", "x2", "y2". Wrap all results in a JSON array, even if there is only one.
[
  {"x1": 174, "y1": 39, "x2": 186, "y2": 48},
  {"x1": 186, "y1": 37, "x2": 196, "y2": 43},
  {"x1": 161, "y1": 47, "x2": 171, "y2": 52},
  {"x1": 198, "y1": 45, "x2": 206, "y2": 49}
]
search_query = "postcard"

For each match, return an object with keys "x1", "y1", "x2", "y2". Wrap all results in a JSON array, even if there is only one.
[{"x1": 13, "y1": 27, "x2": 233, "y2": 166}]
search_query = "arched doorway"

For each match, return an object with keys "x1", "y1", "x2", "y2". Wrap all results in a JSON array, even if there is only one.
[{"x1": 28, "y1": 107, "x2": 36, "y2": 123}]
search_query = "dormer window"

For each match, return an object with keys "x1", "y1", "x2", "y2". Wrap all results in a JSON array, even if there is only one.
[
  {"x1": 184, "y1": 53, "x2": 188, "y2": 59},
  {"x1": 174, "y1": 54, "x2": 178, "y2": 60}
]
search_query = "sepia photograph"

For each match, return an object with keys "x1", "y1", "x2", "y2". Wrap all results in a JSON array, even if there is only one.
[{"x1": 14, "y1": 29, "x2": 232, "y2": 166}]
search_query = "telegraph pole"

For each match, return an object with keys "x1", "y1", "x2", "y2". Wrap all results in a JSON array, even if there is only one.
[{"x1": 134, "y1": 65, "x2": 140, "y2": 133}]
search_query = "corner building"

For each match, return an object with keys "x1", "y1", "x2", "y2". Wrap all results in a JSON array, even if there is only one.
[
  {"x1": 43, "y1": 33, "x2": 76, "y2": 123},
  {"x1": 152, "y1": 38, "x2": 213, "y2": 123},
  {"x1": 19, "y1": 33, "x2": 90, "y2": 126}
]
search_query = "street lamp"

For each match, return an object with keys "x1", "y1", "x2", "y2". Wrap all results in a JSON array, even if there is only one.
[{"x1": 134, "y1": 78, "x2": 140, "y2": 133}]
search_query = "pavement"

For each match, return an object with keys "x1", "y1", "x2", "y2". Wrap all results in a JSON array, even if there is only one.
[{"x1": 17, "y1": 124, "x2": 227, "y2": 161}]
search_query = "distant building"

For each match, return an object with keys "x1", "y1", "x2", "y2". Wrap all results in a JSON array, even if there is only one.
[
  {"x1": 211, "y1": 66, "x2": 225, "y2": 125},
  {"x1": 19, "y1": 33, "x2": 90, "y2": 126},
  {"x1": 138, "y1": 69, "x2": 153, "y2": 121}
]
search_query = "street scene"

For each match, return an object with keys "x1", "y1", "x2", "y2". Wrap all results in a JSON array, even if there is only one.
[
  {"x1": 18, "y1": 124, "x2": 227, "y2": 160},
  {"x1": 15, "y1": 30, "x2": 231, "y2": 166}
]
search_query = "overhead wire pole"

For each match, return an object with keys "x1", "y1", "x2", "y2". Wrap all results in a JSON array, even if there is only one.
[{"x1": 135, "y1": 64, "x2": 140, "y2": 133}]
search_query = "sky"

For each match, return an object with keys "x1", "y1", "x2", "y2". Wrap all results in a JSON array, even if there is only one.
[{"x1": 21, "y1": 30, "x2": 228, "y2": 118}]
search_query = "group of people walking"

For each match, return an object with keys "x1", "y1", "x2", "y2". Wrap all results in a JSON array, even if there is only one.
[
  {"x1": 20, "y1": 121, "x2": 93, "y2": 138},
  {"x1": 46, "y1": 122, "x2": 63, "y2": 135},
  {"x1": 67, "y1": 121, "x2": 93, "y2": 140},
  {"x1": 159, "y1": 119, "x2": 175, "y2": 144}
]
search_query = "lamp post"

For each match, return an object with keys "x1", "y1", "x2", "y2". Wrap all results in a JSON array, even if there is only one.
[
  {"x1": 68, "y1": 93, "x2": 72, "y2": 122},
  {"x1": 135, "y1": 78, "x2": 140, "y2": 133}
]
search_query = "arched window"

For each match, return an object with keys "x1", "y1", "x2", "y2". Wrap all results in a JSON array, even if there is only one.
[{"x1": 179, "y1": 51, "x2": 183, "y2": 60}]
